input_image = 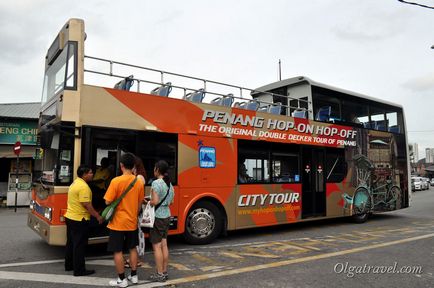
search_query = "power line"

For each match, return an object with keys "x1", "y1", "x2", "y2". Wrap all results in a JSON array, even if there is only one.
[
  {"x1": 408, "y1": 130, "x2": 434, "y2": 133},
  {"x1": 397, "y1": 0, "x2": 434, "y2": 10}
]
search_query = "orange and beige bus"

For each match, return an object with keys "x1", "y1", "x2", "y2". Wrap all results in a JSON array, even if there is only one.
[{"x1": 28, "y1": 19, "x2": 410, "y2": 246}]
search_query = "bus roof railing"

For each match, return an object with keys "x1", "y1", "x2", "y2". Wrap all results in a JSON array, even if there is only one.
[{"x1": 84, "y1": 55, "x2": 312, "y2": 114}]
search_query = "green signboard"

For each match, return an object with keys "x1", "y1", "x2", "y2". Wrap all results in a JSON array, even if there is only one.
[{"x1": 0, "y1": 120, "x2": 38, "y2": 145}]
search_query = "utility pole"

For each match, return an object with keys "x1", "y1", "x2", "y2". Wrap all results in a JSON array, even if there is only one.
[{"x1": 278, "y1": 59, "x2": 282, "y2": 81}]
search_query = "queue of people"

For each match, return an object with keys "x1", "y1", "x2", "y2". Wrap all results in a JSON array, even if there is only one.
[{"x1": 63, "y1": 153, "x2": 174, "y2": 287}]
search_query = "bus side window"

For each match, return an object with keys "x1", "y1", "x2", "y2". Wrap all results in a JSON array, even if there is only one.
[
  {"x1": 271, "y1": 153, "x2": 299, "y2": 183},
  {"x1": 243, "y1": 158, "x2": 270, "y2": 183},
  {"x1": 238, "y1": 140, "x2": 270, "y2": 184}
]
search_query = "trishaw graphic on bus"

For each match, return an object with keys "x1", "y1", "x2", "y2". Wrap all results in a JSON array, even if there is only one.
[{"x1": 344, "y1": 154, "x2": 402, "y2": 218}]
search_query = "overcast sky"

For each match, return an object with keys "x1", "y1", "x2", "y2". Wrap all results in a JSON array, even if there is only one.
[{"x1": 1, "y1": 0, "x2": 434, "y2": 159}]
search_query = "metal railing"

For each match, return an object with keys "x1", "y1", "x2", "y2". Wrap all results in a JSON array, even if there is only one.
[{"x1": 84, "y1": 55, "x2": 312, "y2": 116}]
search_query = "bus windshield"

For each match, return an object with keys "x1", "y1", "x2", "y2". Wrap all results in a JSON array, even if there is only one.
[{"x1": 41, "y1": 42, "x2": 77, "y2": 104}]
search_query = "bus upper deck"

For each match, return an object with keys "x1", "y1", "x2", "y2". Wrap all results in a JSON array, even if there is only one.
[
  {"x1": 83, "y1": 57, "x2": 405, "y2": 135},
  {"x1": 39, "y1": 18, "x2": 404, "y2": 136}
]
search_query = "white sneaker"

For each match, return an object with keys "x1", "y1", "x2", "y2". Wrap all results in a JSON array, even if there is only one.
[
  {"x1": 127, "y1": 274, "x2": 138, "y2": 284},
  {"x1": 109, "y1": 277, "x2": 128, "y2": 287}
]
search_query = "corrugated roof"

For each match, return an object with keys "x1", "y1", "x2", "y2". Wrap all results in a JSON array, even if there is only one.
[{"x1": 0, "y1": 102, "x2": 41, "y2": 119}]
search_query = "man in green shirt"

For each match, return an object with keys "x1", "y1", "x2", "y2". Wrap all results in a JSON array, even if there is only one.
[{"x1": 64, "y1": 165, "x2": 103, "y2": 276}]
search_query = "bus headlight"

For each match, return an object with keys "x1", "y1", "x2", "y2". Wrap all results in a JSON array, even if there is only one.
[
  {"x1": 44, "y1": 207, "x2": 52, "y2": 221},
  {"x1": 29, "y1": 200, "x2": 35, "y2": 210}
]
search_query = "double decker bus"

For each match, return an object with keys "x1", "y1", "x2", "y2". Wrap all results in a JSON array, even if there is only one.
[{"x1": 28, "y1": 19, "x2": 410, "y2": 246}]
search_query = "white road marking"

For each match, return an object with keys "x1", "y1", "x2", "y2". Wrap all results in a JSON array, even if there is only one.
[
  {"x1": 0, "y1": 271, "x2": 173, "y2": 288},
  {"x1": 0, "y1": 259, "x2": 64, "y2": 268},
  {"x1": 86, "y1": 259, "x2": 116, "y2": 266},
  {"x1": 1, "y1": 232, "x2": 433, "y2": 286},
  {"x1": 0, "y1": 271, "x2": 111, "y2": 286}
]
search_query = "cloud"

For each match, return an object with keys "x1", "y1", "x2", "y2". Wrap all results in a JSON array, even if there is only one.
[
  {"x1": 331, "y1": 6, "x2": 409, "y2": 43},
  {"x1": 0, "y1": 0, "x2": 107, "y2": 66},
  {"x1": 402, "y1": 73, "x2": 434, "y2": 92},
  {"x1": 0, "y1": 4, "x2": 47, "y2": 65}
]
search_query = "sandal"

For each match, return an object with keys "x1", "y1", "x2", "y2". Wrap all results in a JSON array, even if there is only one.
[
  {"x1": 124, "y1": 259, "x2": 143, "y2": 268},
  {"x1": 124, "y1": 259, "x2": 131, "y2": 268}
]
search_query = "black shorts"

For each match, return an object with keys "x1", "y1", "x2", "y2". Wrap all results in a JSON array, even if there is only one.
[
  {"x1": 149, "y1": 218, "x2": 170, "y2": 244},
  {"x1": 107, "y1": 229, "x2": 139, "y2": 252}
]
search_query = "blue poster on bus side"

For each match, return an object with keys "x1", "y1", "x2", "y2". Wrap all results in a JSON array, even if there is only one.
[{"x1": 199, "y1": 146, "x2": 216, "y2": 168}]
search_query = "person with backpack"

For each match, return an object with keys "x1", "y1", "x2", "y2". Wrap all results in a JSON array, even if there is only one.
[{"x1": 104, "y1": 153, "x2": 144, "y2": 287}]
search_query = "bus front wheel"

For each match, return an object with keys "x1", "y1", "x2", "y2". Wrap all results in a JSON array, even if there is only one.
[{"x1": 184, "y1": 201, "x2": 222, "y2": 245}]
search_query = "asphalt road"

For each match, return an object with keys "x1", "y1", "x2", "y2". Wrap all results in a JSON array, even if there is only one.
[{"x1": 0, "y1": 188, "x2": 433, "y2": 288}]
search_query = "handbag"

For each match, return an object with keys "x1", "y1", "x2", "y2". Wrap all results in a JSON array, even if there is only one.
[
  {"x1": 139, "y1": 202, "x2": 155, "y2": 228},
  {"x1": 139, "y1": 183, "x2": 171, "y2": 232},
  {"x1": 101, "y1": 177, "x2": 137, "y2": 222}
]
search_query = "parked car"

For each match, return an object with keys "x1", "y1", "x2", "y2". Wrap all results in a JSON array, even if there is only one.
[
  {"x1": 411, "y1": 176, "x2": 422, "y2": 191},
  {"x1": 430, "y1": 178, "x2": 434, "y2": 186},
  {"x1": 422, "y1": 177, "x2": 430, "y2": 190}
]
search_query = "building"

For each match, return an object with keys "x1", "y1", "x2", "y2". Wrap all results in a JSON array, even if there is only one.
[
  {"x1": 413, "y1": 143, "x2": 419, "y2": 162},
  {"x1": 0, "y1": 102, "x2": 40, "y2": 206},
  {"x1": 426, "y1": 148, "x2": 434, "y2": 164}
]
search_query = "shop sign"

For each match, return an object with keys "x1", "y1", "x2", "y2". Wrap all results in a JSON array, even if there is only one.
[{"x1": 0, "y1": 120, "x2": 38, "y2": 145}]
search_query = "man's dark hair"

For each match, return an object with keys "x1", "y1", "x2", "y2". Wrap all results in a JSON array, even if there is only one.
[
  {"x1": 120, "y1": 153, "x2": 135, "y2": 170},
  {"x1": 100, "y1": 157, "x2": 109, "y2": 168},
  {"x1": 77, "y1": 165, "x2": 92, "y2": 178}
]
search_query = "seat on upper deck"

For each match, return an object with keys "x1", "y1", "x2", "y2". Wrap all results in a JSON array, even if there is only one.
[
  {"x1": 245, "y1": 100, "x2": 259, "y2": 111},
  {"x1": 150, "y1": 82, "x2": 172, "y2": 97},
  {"x1": 211, "y1": 93, "x2": 234, "y2": 107},
  {"x1": 269, "y1": 102, "x2": 282, "y2": 115},
  {"x1": 389, "y1": 125, "x2": 400, "y2": 133},
  {"x1": 315, "y1": 106, "x2": 331, "y2": 122},
  {"x1": 375, "y1": 120, "x2": 387, "y2": 131},
  {"x1": 292, "y1": 109, "x2": 307, "y2": 119},
  {"x1": 221, "y1": 94, "x2": 234, "y2": 107},
  {"x1": 185, "y1": 88, "x2": 205, "y2": 103},
  {"x1": 114, "y1": 75, "x2": 134, "y2": 91}
]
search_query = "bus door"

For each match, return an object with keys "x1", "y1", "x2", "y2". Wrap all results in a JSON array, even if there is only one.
[{"x1": 302, "y1": 147, "x2": 326, "y2": 218}]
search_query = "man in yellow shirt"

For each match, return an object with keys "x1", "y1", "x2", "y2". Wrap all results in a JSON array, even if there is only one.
[
  {"x1": 64, "y1": 165, "x2": 103, "y2": 276},
  {"x1": 104, "y1": 153, "x2": 144, "y2": 287}
]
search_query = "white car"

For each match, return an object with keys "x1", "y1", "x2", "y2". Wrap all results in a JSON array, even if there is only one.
[
  {"x1": 411, "y1": 177, "x2": 422, "y2": 191},
  {"x1": 431, "y1": 179, "x2": 434, "y2": 186}
]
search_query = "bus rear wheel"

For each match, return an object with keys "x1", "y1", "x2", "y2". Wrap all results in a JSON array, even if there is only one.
[
  {"x1": 184, "y1": 201, "x2": 223, "y2": 245},
  {"x1": 352, "y1": 187, "x2": 372, "y2": 224}
]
